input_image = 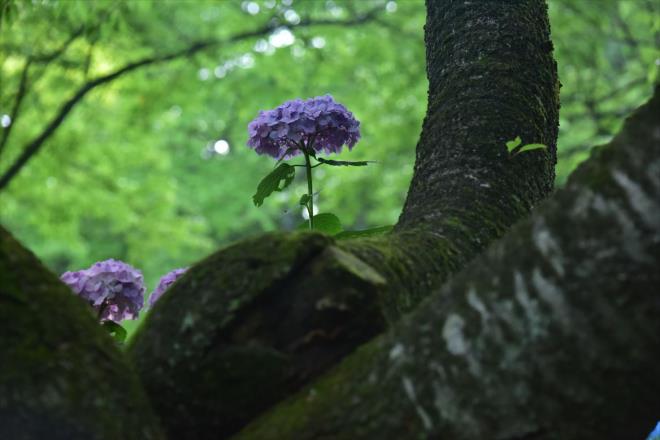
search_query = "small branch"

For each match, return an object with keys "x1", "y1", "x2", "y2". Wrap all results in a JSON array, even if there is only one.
[
  {"x1": 30, "y1": 26, "x2": 85, "y2": 64},
  {"x1": 0, "y1": 7, "x2": 384, "y2": 191},
  {"x1": 0, "y1": 44, "x2": 210, "y2": 191},
  {"x1": 612, "y1": 10, "x2": 639, "y2": 55},
  {"x1": 560, "y1": 74, "x2": 648, "y2": 151},
  {"x1": 0, "y1": 26, "x2": 85, "y2": 158},
  {"x1": 560, "y1": 1, "x2": 647, "y2": 51},
  {"x1": 0, "y1": 58, "x2": 31, "y2": 156}
]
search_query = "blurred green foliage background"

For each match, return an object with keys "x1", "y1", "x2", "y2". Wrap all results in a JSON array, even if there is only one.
[{"x1": 0, "y1": 0, "x2": 658, "y2": 332}]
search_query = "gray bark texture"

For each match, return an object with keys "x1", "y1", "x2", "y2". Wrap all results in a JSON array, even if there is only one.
[
  {"x1": 234, "y1": 83, "x2": 660, "y2": 440},
  {"x1": 0, "y1": 226, "x2": 164, "y2": 440},
  {"x1": 127, "y1": 1, "x2": 560, "y2": 438}
]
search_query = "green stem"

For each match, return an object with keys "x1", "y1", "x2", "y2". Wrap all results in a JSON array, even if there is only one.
[
  {"x1": 303, "y1": 150, "x2": 314, "y2": 230},
  {"x1": 97, "y1": 300, "x2": 109, "y2": 321}
]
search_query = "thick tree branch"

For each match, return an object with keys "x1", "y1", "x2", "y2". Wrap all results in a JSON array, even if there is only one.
[
  {"x1": 0, "y1": 7, "x2": 383, "y2": 191},
  {"x1": 0, "y1": 224, "x2": 165, "y2": 440},
  {"x1": 128, "y1": 2, "x2": 559, "y2": 439}
]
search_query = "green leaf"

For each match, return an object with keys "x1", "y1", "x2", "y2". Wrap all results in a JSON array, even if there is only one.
[
  {"x1": 516, "y1": 143, "x2": 547, "y2": 154},
  {"x1": 252, "y1": 163, "x2": 296, "y2": 207},
  {"x1": 505, "y1": 136, "x2": 522, "y2": 152},
  {"x1": 335, "y1": 225, "x2": 393, "y2": 240},
  {"x1": 313, "y1": 213, "x2": 342, "y2": 234},
  {"x1": 296, "y1": 213, "x2": 343, "y2": 235},
  {"x1": 299, "y1": 194, "x2": 310, "y2": 206},
  {"x1": 101, "y1": 321, "x2": 127, "y2": 344},
  {"x1": 316, "y1": 157, "x2": 372, "y2": 167}
]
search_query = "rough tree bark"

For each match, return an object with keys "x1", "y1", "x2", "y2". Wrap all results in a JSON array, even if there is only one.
[
  {"x1": 234, "y1": 85, "x2": 660, "y2": 440},
  {"x1": 128, "y1": 1, "x2": 559, "y2": 438}
]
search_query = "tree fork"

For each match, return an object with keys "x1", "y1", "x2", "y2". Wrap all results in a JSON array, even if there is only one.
[
  {"x1": 128, "y1": 1, "x2": 559, "y2": 438},
  {"x1": 234, "y1": 85, "x2": 660, "y2": 440}
]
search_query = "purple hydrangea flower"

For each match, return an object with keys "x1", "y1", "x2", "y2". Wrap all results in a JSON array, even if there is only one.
[
  {"x1": 60, "y1": 259, "x2": 145, "y2": 322},
  {"x1": 148, "y1": 267, "x2": 188, "y2": 306},
  {"x1": 247, "y1": 94, "x2": 360, "y2": 159}
]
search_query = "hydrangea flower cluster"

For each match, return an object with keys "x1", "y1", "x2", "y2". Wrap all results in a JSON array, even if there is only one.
[
  {"x1": 148, "y1": 267, "x2": 188, "y2": 306},
  {"x1": 61, "y1": 259, "x2": 145, "y2": 322},
  {"x1": 247, "y1": 94, "x2": 360, "y2": 159}
]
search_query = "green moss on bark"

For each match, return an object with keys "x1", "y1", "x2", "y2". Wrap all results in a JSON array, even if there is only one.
[
  {"x1": 128, "y1": 226, "x2": 490, "y2": 439},
  {"x1": 0, "y1": 225, "x2": 164, "y2": 440},
  {"x1": 129, "y1": 231, "x2": 340, "y2": 438}
]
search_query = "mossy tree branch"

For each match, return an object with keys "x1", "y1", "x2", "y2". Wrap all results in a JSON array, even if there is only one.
[
  {"x1": 0, "y1": 226, "x2": 164, "y2": 440},
  {"x1": 128, "y1": 1, "x2": 560, "y2": 438}
]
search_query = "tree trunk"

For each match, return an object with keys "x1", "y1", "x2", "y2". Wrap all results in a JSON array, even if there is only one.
[
  {"x1": 127, "y1": 1, "x2": 559, "y2": 438},
  {"x1": 233, "y1": 85, "x2": 660, "y2": 440}
]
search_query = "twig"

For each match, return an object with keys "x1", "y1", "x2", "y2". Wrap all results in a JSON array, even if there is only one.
[
  {"x1": 0, "y1": 26, "x2": 85, "y2": 158},
  {"x1": 30, "y1": 26, "x2": 85, "y2": 64},
  {"x1": 0, "y1": 58, "x2": 30, "y2": 156},
  {"x1": 0, "y1": 7, "x2": 384, "y2": 191}
]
